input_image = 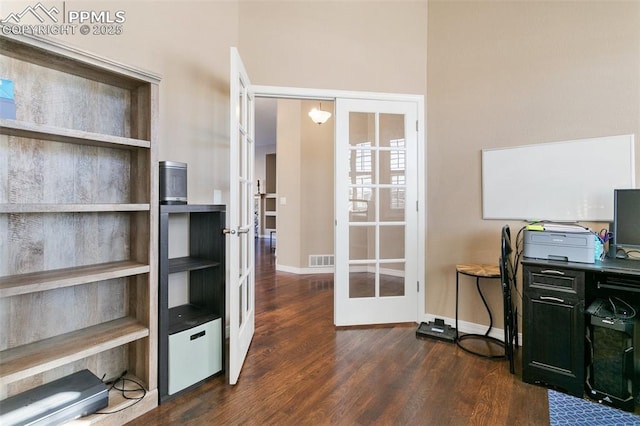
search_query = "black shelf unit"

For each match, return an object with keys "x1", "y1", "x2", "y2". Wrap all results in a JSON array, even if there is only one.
[{"x1": 159, "y1": 204, "x2": 226, "y2": 403}]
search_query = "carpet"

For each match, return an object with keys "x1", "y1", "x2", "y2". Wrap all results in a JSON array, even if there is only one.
[{"x1": 548, "y1": 390, "x2": 640, "y2": 425}]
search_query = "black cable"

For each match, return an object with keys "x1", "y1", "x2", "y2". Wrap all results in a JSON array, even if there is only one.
[
  {"x1": 616, "y1": 247, "x2": 630, "y2": 259},
  {"x1": 511, "y1": 225, "x2": 526, "y2": 317},
  {"x1": 624, "y1": 249, "x2": 640, "y2": 260},
  {"x1": 95, "y1": 373, "x2": 147, "y2": 415},
  {"x1": 608, "y1": 296, "x2": 636, "y2": 320},
  {"x1": 105, "y1": 369, "x2": 127, "y2": 389},
  {"x1": 514, "y1": 225, "x2": 526, "y2": 282}
]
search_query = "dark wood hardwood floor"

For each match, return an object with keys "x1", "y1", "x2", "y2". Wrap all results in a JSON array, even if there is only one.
[{"x1": 127, "y1": 239, "x2": 549, "y2": 425}]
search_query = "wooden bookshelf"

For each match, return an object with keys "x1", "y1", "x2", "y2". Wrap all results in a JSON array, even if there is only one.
[{"x1": 0, "y1": 33, "x2": 160, "y2": 423}]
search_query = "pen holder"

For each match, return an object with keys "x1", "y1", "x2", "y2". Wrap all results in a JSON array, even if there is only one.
[{"x1": 594, "y1": 235, "x2": 604, "y2": 261}]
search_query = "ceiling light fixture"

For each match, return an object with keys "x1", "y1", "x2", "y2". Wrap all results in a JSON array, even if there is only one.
[{"x1": 308, "y1": 103, "x2": 332, "y2": 125}]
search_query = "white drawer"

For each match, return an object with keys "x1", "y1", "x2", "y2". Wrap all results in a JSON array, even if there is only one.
[{"x1": 168, "y1": 318, "x2": 222, "y2": 395}]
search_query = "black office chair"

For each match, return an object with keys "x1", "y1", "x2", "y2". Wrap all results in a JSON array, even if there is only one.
[{"x1": 500, "y1": 225, "x2": 518, "y2": 374}]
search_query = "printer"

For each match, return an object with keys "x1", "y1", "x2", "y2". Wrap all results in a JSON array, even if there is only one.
[{"x1": 523, "y1": 226, "x2": 596, "y2": 264}]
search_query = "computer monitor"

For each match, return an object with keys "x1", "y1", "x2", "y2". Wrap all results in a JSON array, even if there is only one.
[{"x1": 612, "y1": 189, "x2": 640, "y2": 255}]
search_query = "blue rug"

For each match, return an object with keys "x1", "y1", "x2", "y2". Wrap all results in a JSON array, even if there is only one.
[{"x1": 548, "y1": 390, "x2": 640, "y2": 425}]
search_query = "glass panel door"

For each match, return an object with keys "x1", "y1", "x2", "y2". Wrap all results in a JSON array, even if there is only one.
[
  {"x1": 229, "y1": 47, "x2": 255, "y2": 384},
  {"x1": 335, "y1": 99, "x2": 418, "y2": 326}
]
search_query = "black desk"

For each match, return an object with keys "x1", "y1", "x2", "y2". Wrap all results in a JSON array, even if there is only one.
[
  {"x1": 524, "y1": 257, "x2": 640, "y2": 275},
  {"x1": 522, "y1": 256, "x2": 640, "y2": 406}
]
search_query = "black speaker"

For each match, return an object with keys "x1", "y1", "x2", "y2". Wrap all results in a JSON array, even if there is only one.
[
  {"x1": 160, "y1": 161, "x2": 187, "y2": 205},
  {"x1": 586, "y1": 298, "x2": 636, "y2": 412}
]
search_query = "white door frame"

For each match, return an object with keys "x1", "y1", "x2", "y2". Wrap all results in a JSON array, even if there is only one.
[{"x1": 252, "y1": 85, "x2": 426, "y2": 323}]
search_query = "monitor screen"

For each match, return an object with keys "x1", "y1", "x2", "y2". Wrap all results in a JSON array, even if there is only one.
[{"x1": 613, "y1": 189, "x2": 640, "y2": 249}]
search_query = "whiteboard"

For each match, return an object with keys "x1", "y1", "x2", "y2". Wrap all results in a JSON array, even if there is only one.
[{"x1": 482, "y1": 135, "x2": 635, "y2": 221}]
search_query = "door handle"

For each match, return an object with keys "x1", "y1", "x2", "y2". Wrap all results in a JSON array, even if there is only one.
[
  {"x1": 223, "y1": 227, "x2": 250, "y2": 235},
  {"x1": 540, "y1": 296, "x2": 565, "y2": 303},
  {"x1": 540, "y1": 270, "x2": 565, "y2": 275}
]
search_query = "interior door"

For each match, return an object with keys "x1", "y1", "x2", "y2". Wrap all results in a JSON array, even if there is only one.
[
  {"x1": 334, "y1": 98, "x2": 419, "y2": 326},
  {"x1": 228, "y1": 47, "x2": 255, "y2": 384}
]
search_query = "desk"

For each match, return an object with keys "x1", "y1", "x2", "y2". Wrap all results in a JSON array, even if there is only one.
[
  {"x1": 455, "y1": 264, "x2": 506, "y2": 358},
  {"x1": 522, "y1": 257, "x2": 640, "y2": 407}
]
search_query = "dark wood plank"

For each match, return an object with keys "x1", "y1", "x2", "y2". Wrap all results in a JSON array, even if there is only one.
[{"x1": 126, "y1": 238, "x2": 549, "y2": 425}]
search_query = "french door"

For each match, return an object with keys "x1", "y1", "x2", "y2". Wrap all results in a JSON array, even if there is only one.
[
  {"x1": 228, "y1": 47, "x2": 255, "y2": 384},
  {"x1": 334, "y1": 98, "x2": 419, "y2": 326}
]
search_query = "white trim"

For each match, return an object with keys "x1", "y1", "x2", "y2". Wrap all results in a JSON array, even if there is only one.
[
  {"x1": 0, "y1": 31, "x2": 161, "y2": 83},
  {"x1": 416, "y1": 97, "x2": 426, "y2": 325},
  {"x1": 275, "y1": 265, "x2": 406, "y2": 277},
  {"x1": 254, "y1": 85, "x2": 423, "y2": 104},
  {"x1": 276, "y1": 264, "x2": 334, "y2": 275}
]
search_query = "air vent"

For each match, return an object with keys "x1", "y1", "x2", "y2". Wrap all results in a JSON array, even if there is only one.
[{"x1": 309, "y1": 254, "x2": 335, "y2": 268}]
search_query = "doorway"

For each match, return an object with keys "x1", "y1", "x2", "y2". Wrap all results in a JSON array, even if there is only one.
[
  {"x1": 252, "y1": 86, "x2": 426, "y2": 327},
  {"x1": 254, "y1": 97, "x2": 335, "y2": 274}
]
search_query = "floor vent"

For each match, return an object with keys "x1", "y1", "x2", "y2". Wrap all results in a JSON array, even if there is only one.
[{"x1": 309, "y1": 254, "x2": 334, "y2": 268}]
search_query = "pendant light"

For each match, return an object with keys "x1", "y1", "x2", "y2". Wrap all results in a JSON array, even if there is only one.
[{"x1": 308, "y1": 102, "x2": 332, "y2": 125}]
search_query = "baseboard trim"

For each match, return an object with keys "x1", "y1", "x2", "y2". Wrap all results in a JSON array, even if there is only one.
[{"x1": 275, "y1": 264, "x2": 334, "y2": 274}]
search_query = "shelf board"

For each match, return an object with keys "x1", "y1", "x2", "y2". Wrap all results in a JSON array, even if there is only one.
[
  {"x1": 160, "y1": 204, "x2": 226, "y2": 214},
  {"x1": 168, "y1": 257, "x2": 220, "y2": 274},
  {"x1": 0, "y1": 317, "x2": 149, "y2": 385},
  {"x1": 68, "y1": 385, "x2": 158, "y2": 425},
  {"x1": 0, "y1": 261, "x2": 150, "y2": 298},
  {"x1": 0, "y1": 118, "x2": 151, "y2": 149},
  {"x1": 168, "y1": 304, "x2": 220, "y2": 335},
  {"x1": 0, "y1": 204, "x2": 150, "y2": 213}
]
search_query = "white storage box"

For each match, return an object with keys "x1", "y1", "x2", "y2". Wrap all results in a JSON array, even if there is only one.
[{"x1": 168, "y1": 318, "x2": 222, "y2": 395}]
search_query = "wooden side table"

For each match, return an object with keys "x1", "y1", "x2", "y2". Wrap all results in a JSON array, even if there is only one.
[{"x1": 455, "y1": 263, "x2": 506, "y2": 358}]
